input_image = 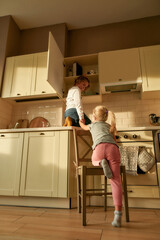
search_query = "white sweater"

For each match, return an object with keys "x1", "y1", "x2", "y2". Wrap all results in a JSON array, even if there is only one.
[{"x1": 66, "y1": 86, "x2": 84, "y2": 120}]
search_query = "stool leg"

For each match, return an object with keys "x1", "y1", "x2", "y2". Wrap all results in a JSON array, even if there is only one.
[
  {"x1": 77, "y1": 174, "x2": 81, "y2": 213},
  {"x1": 121, "y1": 166, "x2": 129, "y2": 222},
  {"x1": 104, "y1": 176, "x2": 107, "y2": 211},
  {"x1": 82, "y1": 166, "x2": 86, "y2": 226}
]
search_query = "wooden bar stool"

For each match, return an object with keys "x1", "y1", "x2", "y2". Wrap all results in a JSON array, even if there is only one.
[{"x1": 73, "y1": 128, "x2": 129, "y2": 226}]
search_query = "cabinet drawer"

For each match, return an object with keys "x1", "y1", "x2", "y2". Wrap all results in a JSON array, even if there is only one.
[
  {"x1": 0, "y1": 133, "x2": 20, "y2": 138},
  {"x1": 127, "y1": 186, "x2": 159, "y2": 198},
  {"x1": 26, "y1": 132, "x2": 55, "y2": 137},
  {"x1": 106, "y1": 185, "x2": 159, "y2": 198}
]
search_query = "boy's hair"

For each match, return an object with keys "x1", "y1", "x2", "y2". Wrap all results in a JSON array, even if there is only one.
[
  {"x1": 93, "y1": 105, "x2": 117, "y2": 134},
  {"x1": 74, "y1": 75, "x2": 90, "y2": 89}
]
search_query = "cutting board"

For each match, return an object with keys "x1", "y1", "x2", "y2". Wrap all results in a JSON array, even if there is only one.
[
  {"x1": 14, "y1": 119, "x2": 29, "y2": 128},
  {"x1": 29, "y1": 117, "x2": 50, "y2": 128}
]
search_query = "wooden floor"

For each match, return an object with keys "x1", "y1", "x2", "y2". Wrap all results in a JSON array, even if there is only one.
[{"x1": 0, "y1": 205, "x2": 160, "y2": 240}]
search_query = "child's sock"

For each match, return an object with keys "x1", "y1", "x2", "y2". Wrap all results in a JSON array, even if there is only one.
[
  {"x1": 112, "y1": 210, "x2": 122, "y2": 227},
  {"x1": 100, "y1": 159, "x2": 113, "y2": 179}
]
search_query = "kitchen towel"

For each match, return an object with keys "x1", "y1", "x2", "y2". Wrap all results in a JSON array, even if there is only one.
[
  {"x1": 138, "y1": 147, "x2": 155, "y2": 172},
  {"x1": 119, "y1": 146, "x2": 139, "y2": 175}
]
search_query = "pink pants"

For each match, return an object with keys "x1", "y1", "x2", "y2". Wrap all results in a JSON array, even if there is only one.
[{"x1": 92, "y1": 143, "x2": 122, "y2": 207}]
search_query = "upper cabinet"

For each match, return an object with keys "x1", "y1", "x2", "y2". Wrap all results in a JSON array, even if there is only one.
[
  {"x1": 47, "y1": 32, "x2": 64, "y2": 98},
  {"x1": 1, "y1": 32, "x2": 63, "y2": 100},
  {"x1": 1, "y1": 32, "x2": 101, "y2": 102},
  {"x1": 2, "y1": 54, "x2": 34, "y2": 98},
  {"x1": 31, "y1": 52, "x2": 56, "y2": 96},
  {"x1": 63, "y1": 53, "x2": 102, "y2": 103},
  {"x1": 140, "y1": 45, "x2": 160, "y2": 99},
  {"x1": 99, "y1": 48, "x2": 142, "y2": 84}
]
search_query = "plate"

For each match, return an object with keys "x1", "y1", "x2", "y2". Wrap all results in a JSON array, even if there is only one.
[{"x1": 29, "y1": 117, "x2": 50, "y2": 128}]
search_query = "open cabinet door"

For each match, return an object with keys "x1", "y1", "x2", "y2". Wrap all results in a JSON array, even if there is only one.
[{"x1": 47, "y1": 32, "x2": 64, "y2": 98}]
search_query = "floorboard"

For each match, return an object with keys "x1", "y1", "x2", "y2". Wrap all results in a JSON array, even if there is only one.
[{"x1": 0, "y1": 206, "x2": 159, "y2": 240}]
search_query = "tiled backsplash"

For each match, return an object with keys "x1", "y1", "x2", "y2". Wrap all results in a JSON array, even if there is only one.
[
  {"x1": 0, "y1": 99, "x2": 13, "y2": 129},
  {"x1": 0, "y1": 99, "x2": 65, "y2": 129},
  {"x1": 84, "y1": 92, "x2": 160, "y2": 128},
  {"x1": 0, "y1": 92, "x2": 160, "y2": 129}
]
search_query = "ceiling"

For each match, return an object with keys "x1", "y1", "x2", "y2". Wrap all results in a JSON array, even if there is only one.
[{"x1": 0, "y1": 0, "x2": 160, "y2": 30}]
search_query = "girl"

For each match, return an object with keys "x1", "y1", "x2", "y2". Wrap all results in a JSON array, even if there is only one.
[
  {"x1": 79, "y1": 105, "x2": 122, "y2": 227},
  {"x1": 64, "y1": 75, "x2": 91, "y2": 127}
]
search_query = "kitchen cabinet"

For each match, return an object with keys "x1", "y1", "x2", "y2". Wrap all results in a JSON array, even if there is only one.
[
  {"x1": 31, "y1": 52, "x2": 56, "y2": 96},
  {"x1": 2, "y1": 32, "x2": 101, "y2": 102},
  {"x1": 20, "y1": 131, "x2": 69, "y2": 198},
  {"x1": 1, "y1": 32, "x2": 63, "y2": 100},
  {"x1": 140, "y1": 44, "x2": 160, "y2": 99},
  {"x1": 0, "y1": 133, "x2": 24, "y2": 196},
  {"x1": 99, "y1": 48, "x2": 142, "y2": 88},
  {"x1": 63, "y1": 54, "x2": 101, "y2": 102},
  {"x1": 0, "y1": 129, "x2": 76, "y2": 208},
  {"x1": 2, "y1": 54, "x2": 34, "y2": 98}
]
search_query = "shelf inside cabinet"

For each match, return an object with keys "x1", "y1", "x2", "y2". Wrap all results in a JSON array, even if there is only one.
[
  {"x1": 64, "y1": 54, "x2": 98, "y2": 77},
  {"x1": 64, "y1": 54, "x2": 98, "y2": 66},
  {"x1": 63, "y1": 53, "x2": 99, "y2": 98},
  {"x1": 64, "y1": 74, "x2": 98, "y2": 84}
]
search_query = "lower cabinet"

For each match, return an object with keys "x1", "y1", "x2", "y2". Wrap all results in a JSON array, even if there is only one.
[
  {"x1": 0, "y1": 130, "x2": 75, "y2": 201},
  {"x1": 0, "y1": 133, "x2": 24, "y2": 196},
  {"x1": 20, "y1": 131, "x2": 69, "y2": 198}
]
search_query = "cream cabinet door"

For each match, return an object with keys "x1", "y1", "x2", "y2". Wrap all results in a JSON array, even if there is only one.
[
  {"x1": 31, "y1": 52, "x2": 56, "y2": 95},
  {"x1": 99, "y1": 48, "x2": 141, "y2": 84},
  {"x1": 2, "y1": 54, "x2": 34, "y2": 98},
  {"x1": 0, "y1": 133, "x2": 24, "y2": 196},
  {"x1": 20, "y1": 131, "x2": 68, "y2": 198},
  {"x1": 140, "y1": 45, "x2": 160, "y2": 92},
  {"x1": 47, "y1": 32, "x2": 64, "y2": 98},
  {"x1": 1, "y1": 57, "x2": 14, "y2": 98}
]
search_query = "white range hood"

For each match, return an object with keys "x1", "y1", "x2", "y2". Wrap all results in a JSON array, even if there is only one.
[{"x1": 100, "y1": 79, "x2": 142, "y2": 94}]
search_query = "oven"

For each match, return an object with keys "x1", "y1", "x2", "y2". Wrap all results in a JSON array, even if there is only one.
[
  {"x1": 116, "y1": 130, "x2": 159, "y2": 198},
  {"x1": 153, "y1": 130, "x2": 160, "y2": 162},
  {"x1": 153, "y1": 130, "x2": 160, "y2": 189}
]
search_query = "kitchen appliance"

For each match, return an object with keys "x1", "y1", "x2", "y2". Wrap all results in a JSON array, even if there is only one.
[
  {"x1": 116, "y1": 130, "x2": 159, "y2": 196},
  {"x1": 100, "y1": 79, "x2": 142, "y2": 94},
  {"x1": 153, "y1": 130, "x2": 160, "y2": 196},
  {"x1": 149, "y1": 114, "x2": 160, "y2": 126},
  {"x1": 153, "y1": 130, "x2": 160, "y2": 163}
]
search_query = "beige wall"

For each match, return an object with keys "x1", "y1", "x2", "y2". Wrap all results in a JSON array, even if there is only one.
[
  {"x1": 0, "y1": 15, "x2": 20, "y2": 93},
  {"x1": 67, "y1": 15, "x2": 160, "y2": 56},
  {"x1": 0, "y1": 16, "x2": 10, "y2": 92},
  {"x1": 18, "y1": 23, "x2": 68, "y2": 56}
]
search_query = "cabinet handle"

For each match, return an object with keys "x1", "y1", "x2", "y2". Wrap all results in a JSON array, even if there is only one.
[
  {"x1": 118, "y1": 79, "x2": 122, "y2": 81},
  {"x1": 0, "y1": 135, "x2": 5, "y2": 137},
  {"x1": 17, "y1": 93, "x2": 21, "y2": 96},
  {"x1": 40, "y1": 133, "x2": 45, "y2": 135},
  {"x1": 41, "y1": 91, "x2": 46, "y2": 93}
]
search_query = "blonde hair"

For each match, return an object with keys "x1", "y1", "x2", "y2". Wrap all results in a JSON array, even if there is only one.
[{"x1": 93, "y1": 105, "x2": 118, "y2": 135}]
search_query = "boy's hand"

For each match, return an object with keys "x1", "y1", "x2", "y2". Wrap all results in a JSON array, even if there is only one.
[{"x1": 80, "y1": 119, "x2": 85, "y2": 124}]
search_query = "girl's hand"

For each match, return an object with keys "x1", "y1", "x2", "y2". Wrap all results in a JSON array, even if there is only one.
[{"x1": 79, "y1": 120, "x2": 90, "y2": 131}]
